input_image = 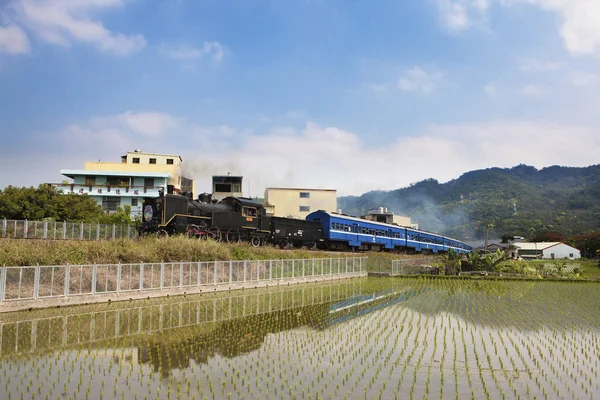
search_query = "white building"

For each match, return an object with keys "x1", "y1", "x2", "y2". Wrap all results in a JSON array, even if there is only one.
[{"x1": 513, "y1": 242, "x2": 581, "y2": 260}]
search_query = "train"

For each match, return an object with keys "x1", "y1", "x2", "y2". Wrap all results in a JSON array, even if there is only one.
[{"x1": 138, "y1": 190, "x2": 472, "y2": 255}]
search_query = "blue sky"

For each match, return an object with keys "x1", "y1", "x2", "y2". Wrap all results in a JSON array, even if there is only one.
[{"x1": 1, "y1": 0, "x2": 600, "y2": 196}]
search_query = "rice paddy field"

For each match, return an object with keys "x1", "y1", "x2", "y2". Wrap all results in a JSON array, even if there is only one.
[{"x1": 1, "y1": 276, "x2": 599, "y2": 400}]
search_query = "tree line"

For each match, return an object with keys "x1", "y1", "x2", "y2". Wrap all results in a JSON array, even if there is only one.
[{"x1": 0, "y1": 185, "x2": 139, "y2": 225}]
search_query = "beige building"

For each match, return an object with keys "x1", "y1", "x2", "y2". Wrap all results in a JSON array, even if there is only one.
[
  {"x1": 212, "y1": 175, "x2": 243, "y2": 201},
  {"x1": 264, "y1": 188, "x2": 337, "y2": 219},
  {"x1": 84, "y1": 150, "x2": 194, "y2": 195},
  {"x1": 363, "y1": 207, "x2": 415, "y2": 228}
]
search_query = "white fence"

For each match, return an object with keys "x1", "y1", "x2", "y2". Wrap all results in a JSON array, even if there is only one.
[
  {"x1": 0, "y1": 257, "x2": 367, "y2": 304},
  {"x1": 1, "y1": 219, "x2": 138, "y2": 241}
]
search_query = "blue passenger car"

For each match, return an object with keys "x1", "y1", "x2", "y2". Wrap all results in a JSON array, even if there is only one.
[{"x1": 306, "y1": 211, "x2": 471, "y2": 254}]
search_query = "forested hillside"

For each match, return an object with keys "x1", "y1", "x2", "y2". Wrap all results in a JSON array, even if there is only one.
[{"x1": 338, "y1": 164, "x2": 600, "y2": 241}]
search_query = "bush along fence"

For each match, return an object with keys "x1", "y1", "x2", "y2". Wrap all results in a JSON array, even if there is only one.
[
  {"x1": 0, "y1": 256, "x2": 367, "y2": 310},
  {"x1": 1, "y1": 219, "x2": 138, "y2": 241}
]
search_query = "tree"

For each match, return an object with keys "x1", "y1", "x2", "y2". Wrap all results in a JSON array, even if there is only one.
[{"x1": 0, "y1": 184, "x2": 105, "y2": 222}]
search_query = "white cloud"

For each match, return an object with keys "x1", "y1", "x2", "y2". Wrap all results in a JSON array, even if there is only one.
[
  {"x1": 435, "y1": 0, "x2": 490, "y2": 32},
  {"x1": 0, "y1": 24, "x2": 30, "y2": 54},
  {"x1": 398, "y1": 67, "x2": 443, "y2": 94},
  {"x1": 569, "y1": 71, "x2": 599, "y2": 87},
  {"x1": 4, "y1": 114, "x2": 600, "y2": 196},
  {"x1": 180, "y1": 120, "x2": 600, "y2": 196},
  {"x1": 118, "y1": 111, "x2": 179, "y2": 137},
  {"x1": 520, "y1": 84, "x2": 549, "y2": 96},
  {"x1": 159, "y1": 41, "x2": 226, "y2": 63},
  {"x1": 10, "y1": 0, "x2": 145, "y2": 55},
  {"x1": 499, "y1": 0, "x2": 600, "y2": 56},
  {"x1": 527, "y1": 0, "x2": 600, "y2": 56}
]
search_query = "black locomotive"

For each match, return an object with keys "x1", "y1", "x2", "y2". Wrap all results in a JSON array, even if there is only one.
[{"x1": 138, "y1": 190, "x2": 324, "y2": 248}]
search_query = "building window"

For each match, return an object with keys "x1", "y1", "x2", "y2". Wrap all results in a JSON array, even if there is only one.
[
  {"x1": 166, "y1": 159, "x2": 174, "y2": 165},
  {"x1": 102, "y1": 197, "x2": 120, "y2": 212},
  {"x1": 569, "y1": 253, "x2": 573, "y2": 258},
  {"x1": 144, "y1": 178, "x2": 154, "y2": 187},
  {"x1": 299, "y1": 206, "x2": 310, "y2": 212},
  {"x1": 85, "y1": 176, "x2": 96, "y2": 186},
  {"x1": 299, "y1": 192, "x2": 310, "y2": 198},
  {"x1": 149, "y1": 158, "x2": 156, "y2": 164},
  {"x1": 131, "y1": 198, "x2": 139, "y2": 207},
  {"x1": 132, "y1": 158, "x2": 140, "y2": 164},
  {"x1": 215, "y1": 183, "x2": 231, "y2": 192}
]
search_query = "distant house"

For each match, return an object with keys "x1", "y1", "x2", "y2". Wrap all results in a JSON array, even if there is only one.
[{"x1": 513, "y1": 242, "x2": 581, "y2": 260}]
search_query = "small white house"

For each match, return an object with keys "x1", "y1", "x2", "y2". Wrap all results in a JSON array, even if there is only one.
[{"x1": 513, "y1": 242, "x2": 581, "y2": 260}]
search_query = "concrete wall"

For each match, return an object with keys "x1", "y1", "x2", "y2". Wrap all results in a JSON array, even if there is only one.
[{"x1": 265, "y1": 188, "x2": 337, "y2": 219}]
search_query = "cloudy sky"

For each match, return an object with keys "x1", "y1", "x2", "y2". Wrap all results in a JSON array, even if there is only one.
[{"x1": 1, "y1": 0, "x2": 600, "y2": 197}]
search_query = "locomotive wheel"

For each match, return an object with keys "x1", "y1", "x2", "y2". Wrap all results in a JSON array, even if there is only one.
[
  {"x1": 226, "y1": 229, "x2": 240, "y2": 243},
  {"x1": 187, "y1": 224, "x2": 200, "y2": 238},
  {"x1": 207, "y1": 226, "x2": 222, "y2": 242},
  {"x1": 278, "y1": 240, "x2": 288, "y2": 249},
  {"x1": 250, "y1": 236, "x2": 261, "y2": 247},
  {"x1": 156, "y1": 229, "x2": 168, "y2": 238}
]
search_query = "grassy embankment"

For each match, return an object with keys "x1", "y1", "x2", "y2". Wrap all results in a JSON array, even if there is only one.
[{"x1": 0, "y1": 237, "x2": 415, "y2": 267}]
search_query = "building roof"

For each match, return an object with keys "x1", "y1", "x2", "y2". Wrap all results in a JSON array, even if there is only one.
[
  {"x1": 61, "y1": 169, "x2": 171, "y2": 179},
  {"x1": 123, "y1": 151, "x2": 183, "y2": 161},
  {"x1": 512, "y1": 242, "x2": 566, "y2": 251},
  {"x1": 265, "y1": 187, "x2": 337, "y2": 192}
]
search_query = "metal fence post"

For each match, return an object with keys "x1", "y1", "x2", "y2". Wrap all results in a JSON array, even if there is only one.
[
  {"x1": 160, "y1": 261, "x2": 165, "y2": 289},
  {"x1": 229, "y1": 261, "x2": 233, "y2": 284},
  {"x1": 91, "y1": 264, "x2": 97, "y2": 294},
  {"x1": 64, "y1": 264, "x2": 70, "y2": 297},
  {"x1": 96, "y1": 223, "x2": 100, "y2": 240},
  {"x1": 140, "y1": 263, "x2": 144, "y2": 290},
  {"x1": 0, "y1": 265, "x2": 6, "y2": 302},
  {"x1": 330, "y1": 258, "x2": 332, "y2": 276},
  {"x1": 34, "y1": 264, "x2": 40, "y2": 299},
  {"x1": 312, "y1": 258, "x2": 315, "y2": 277},
  {"x1": 197, "y1": 262, "x2": 201, "y2": 286},
  {"x1": 180, "y1": 262, "x2": 184, "y2": 288},
  {"x1": 80, "y1": 223, "x2": 84, "y2": 240},
  {"x1": 214, "y1": 262, "x2": 217, "y2": 285},
  {"x1": 24, "y1": 219, "x2": 28, "y2": 239},
  {"x1": 269, "y1": 260, "x2": 272, "y2": 281},
  {"x1": 292, "y1": 259, "x2": 295, "y2": 278},
  {"x1": 117, "y1": 262, "x2": 122, "y2": 292},
  {"x1": 112, "y1": 224, "x2": 116, "y2": 240},
  {"x1": 1, "y1": 219, "x2": 6, "y2": 238},
  {"x1": 43, "y1": 222, "x2": 48, "y2": 240}
]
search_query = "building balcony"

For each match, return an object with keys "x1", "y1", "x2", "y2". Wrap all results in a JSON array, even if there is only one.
[{"x1": 52, "y1": 184, "x2": 166, "y2": 197}]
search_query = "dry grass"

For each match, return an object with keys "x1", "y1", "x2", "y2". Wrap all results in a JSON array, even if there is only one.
[{"x1": 0, "y1": 237, "x2": 419, "y2": 266}]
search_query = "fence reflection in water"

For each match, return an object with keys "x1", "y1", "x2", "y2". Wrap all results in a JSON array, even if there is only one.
[{"x1": 0, "y1": 279, "x2": 368, "y2": 358}]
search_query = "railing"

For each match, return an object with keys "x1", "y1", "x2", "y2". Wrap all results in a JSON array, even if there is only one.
[
  {"x1": 1, "y1": 219, "x2": 138, "y2": 240},
  {"x1": 390, "y1": 257, "x2": 440, "y2": 275},
  {"x1": 0, "y1": 257, "x2": 367, "y2": 304},
  {"x1": 51, "y1": 183, "x2": 164, "y2": 197}
]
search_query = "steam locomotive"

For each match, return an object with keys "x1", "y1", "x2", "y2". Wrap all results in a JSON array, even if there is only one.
[
  {"x1": 138, "y1": 190, "x2": 472, "y2": 255},
  {"x1": 138, "y1": 190, "x2": 324, "y2": 248}
]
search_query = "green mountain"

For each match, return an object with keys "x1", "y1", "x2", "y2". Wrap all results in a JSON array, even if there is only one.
[{"x1": 337, "y1": 164, "x2": 600, "y2": 241}]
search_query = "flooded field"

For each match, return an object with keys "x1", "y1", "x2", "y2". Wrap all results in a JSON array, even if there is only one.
[{"x1": 1, "y1": 277, "x2": 599, "y2": 400}]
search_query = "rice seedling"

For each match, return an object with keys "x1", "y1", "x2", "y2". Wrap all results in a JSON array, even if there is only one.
[{"x1": 1, "y1": 276, "x2": 600, "y2": 399}]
